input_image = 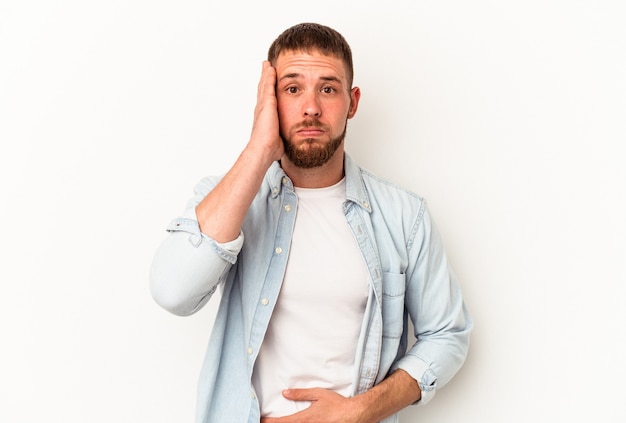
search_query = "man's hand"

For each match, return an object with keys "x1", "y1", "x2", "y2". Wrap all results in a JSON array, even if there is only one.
[
  {"x1": 259, "y1": 370, "x2": 421, "y2": 423},
  {"x1": 249, "y1": 61, "x2": 284, "y2": 163},
  {"x1": 260, "y1": 388, "x2": 363, "y2": 423}
]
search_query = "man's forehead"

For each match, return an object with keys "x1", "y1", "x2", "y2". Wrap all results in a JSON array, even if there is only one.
[{"x1": 275, "y1": 50, "x2": 347, "y2": 80}]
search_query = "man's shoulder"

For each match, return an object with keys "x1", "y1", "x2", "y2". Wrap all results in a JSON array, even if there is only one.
[
  {"x1": 359, "y1": 167, "x2": 424, "y2": 202},
  {"x1": 349, "y1": 163, "x2": 423, "y2": 212},
  {"x1": 345, "y1": 154, "x2": 424, "y2": 208}
]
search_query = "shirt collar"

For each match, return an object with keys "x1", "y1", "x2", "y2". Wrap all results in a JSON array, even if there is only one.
[
  {"x1": 344, "y1": 154, "x2": 372, "y2": 213},
  {"x1": 266, "y1": 153, "x2": 372, "y2": 213}
]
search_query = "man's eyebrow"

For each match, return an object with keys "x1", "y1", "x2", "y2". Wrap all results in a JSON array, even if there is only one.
[
  {"x1": 320, "y1": 76, "x2": 342, "y2": 83},
  {"x1": 279, "y1": 73, "x2": 301, "y2": 82}
]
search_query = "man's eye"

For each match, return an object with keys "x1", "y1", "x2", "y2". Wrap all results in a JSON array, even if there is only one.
[
  {"x1": 322, "y1": 87, "x2": 334, "y2": 94},
  {"x1": 287, "y1": 87, "x2": 298, "y2": 94}
]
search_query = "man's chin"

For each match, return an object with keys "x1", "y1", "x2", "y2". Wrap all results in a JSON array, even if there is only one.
[
  {"x1": 282, "y1": 130, "x2": 345, "y2": 168},
  {"x1": 285, "y1": 146, "x2": 341, "y2": 169}
]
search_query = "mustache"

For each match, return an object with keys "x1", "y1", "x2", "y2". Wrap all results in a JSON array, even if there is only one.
[{"x1": 295, "y1": 119, "x2": 325, "y2": 130}]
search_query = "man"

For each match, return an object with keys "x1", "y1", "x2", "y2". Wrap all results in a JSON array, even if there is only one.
[{"x1": 150, "y1": 23, "x2": 472, "y2": 423}]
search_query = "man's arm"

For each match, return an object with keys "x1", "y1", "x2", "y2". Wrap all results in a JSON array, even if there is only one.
[
  {"x1": 260, "y1": 369, "x2": 420, "y2": 423},
  {"x1": 393, "y1": 206, "x2": 472, "y2": 401},
  {"x1": 196, "y1": 61, "x2": 284, "y2": 242},
  {"x1": 150, "y1": 62, "x2": 283, "y2": 315}
]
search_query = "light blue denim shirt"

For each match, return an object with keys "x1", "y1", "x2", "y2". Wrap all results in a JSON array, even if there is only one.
[{"x1": 150, "y1": 154, "x2": 472, "y2": 423}]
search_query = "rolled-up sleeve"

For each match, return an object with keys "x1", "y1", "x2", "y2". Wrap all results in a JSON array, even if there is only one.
[
  {"x1": 150, "y1": 177, "x2": 243, "y2": 316},
  {"x1": 392, "y1": 206, "x2": 472, "y2": 405}
]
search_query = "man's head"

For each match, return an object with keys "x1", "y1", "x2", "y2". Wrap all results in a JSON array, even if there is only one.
[{"x1": 268, "y1": 23, "x2": 359, "y2": 170}]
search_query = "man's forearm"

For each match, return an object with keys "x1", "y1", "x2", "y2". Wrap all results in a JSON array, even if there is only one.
[
  {"x1": 352, "y1": 369, "x2": 421, "y2": 423},
  {"x1": 195, "y1": 145, "x2": 275, "y2": 242},
  {"x1": 196, "y1": 61, "x2": 284, "y2": 243}
]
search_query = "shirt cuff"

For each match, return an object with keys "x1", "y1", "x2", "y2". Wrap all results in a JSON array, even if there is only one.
[{"x1": 166, "y1": 217, "x2": 244, "y2": 264}]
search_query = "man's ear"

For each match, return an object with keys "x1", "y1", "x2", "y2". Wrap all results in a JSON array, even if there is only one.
[{"x1": 348, "y1": 86, "x2": 361, "y2": 119}]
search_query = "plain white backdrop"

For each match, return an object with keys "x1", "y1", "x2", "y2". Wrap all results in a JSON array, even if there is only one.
[{"x1": 1, "y1": 1, "x2": 625, "y2": 421}]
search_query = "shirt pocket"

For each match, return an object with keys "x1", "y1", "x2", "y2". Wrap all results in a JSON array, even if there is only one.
[{"x1": 381, "y1": 272, "x2": 406, "y2": 339}]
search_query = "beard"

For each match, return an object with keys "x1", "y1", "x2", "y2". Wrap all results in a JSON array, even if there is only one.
[{"x1": 281, "y1": 120, "x2": 347, "y2": 169}]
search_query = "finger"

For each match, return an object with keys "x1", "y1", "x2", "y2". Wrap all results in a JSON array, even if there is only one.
[
  {"x1": 281, "y1": 387, "x2": 321, "y2": 401},
  {"x1": 257, "y1": 61, "x2": 276, "y2": 101}
]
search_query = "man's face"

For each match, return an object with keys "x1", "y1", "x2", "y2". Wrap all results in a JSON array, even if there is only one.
[{"x1": 274, "y1": 49, "x2": 360, "y2": 168}]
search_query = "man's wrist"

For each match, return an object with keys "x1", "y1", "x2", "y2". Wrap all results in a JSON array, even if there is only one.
[{"x1": 348, "y1": 393, "x2": 375, "y2": 423}]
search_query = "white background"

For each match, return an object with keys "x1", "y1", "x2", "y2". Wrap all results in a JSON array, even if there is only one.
[{"x1": 1, "y1": 1, "x2": 625, "y2": 421}]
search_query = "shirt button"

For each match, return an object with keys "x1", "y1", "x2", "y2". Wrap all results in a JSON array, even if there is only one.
[
  {"x1": 284, "y1": 204, "x2": 292, "y2": 212},
  {"x1": 247, "y1": 347, "x2": 253, "y2": 355},
  {"x1": 261, "y1": 298, "x2": 269, "y2": 306},
  {"x1": 275, "y1": 247, "x2": 283, "y2": 254},
  {"x1": 251, "y1": 392, "x2": 256, "y2": 399},
  {"x1": 282, "y1": 177, "x2": 289, "y2": 185}
]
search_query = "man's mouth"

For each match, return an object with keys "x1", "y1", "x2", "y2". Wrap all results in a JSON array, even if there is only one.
[
  {"x1": 295, "y1": 120, "x2": 325, "y2": 137},
  {"x1": 297, "y1": 127, "x2": 325, "y2": 137}
]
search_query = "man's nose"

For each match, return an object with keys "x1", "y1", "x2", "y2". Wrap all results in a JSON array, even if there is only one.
[{"x1": 302, "y1": 92, "x2": 321, "y2": 117}]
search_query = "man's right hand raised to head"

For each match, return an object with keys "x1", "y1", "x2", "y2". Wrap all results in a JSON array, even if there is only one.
[
  {"x1": 195, "y1": 61, "x2": 284, "y2": 243},
  {"x1": 249, "y1": 61, "x2": 284, "y2": 165}
]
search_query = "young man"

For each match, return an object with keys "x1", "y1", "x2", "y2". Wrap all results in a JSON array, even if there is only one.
[{"x1": 150, "y1": 23, "x2": 472, "y2": 423}]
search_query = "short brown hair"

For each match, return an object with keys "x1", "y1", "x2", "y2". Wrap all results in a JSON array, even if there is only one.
[{"x1": 267, "y1": 23, "x2": 354, "y2": 88}]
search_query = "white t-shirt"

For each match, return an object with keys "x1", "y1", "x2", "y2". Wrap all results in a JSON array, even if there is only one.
[{"x1": 252, "y1": 178, "x2": 370, "y2": 417}]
